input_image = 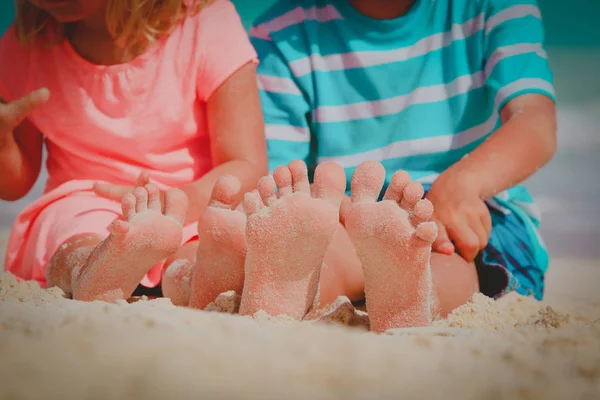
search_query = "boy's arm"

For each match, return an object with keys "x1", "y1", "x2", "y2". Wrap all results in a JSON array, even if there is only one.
[
  {"x1": 442, "y1": 93, "x2": 556, "y2": 200},
  {"x1": 427, "y1": 0, "x2": 557, "y2": 260}
]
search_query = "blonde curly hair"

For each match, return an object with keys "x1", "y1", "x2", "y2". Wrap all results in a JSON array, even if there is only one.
[{"x1": 14, "y1": 0, "x2": 214, "y2": 51}]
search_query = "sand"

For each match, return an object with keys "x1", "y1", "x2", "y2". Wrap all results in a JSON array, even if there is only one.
[{"x1": 0, "y1": 271, "x2": 599, "y2": 400}]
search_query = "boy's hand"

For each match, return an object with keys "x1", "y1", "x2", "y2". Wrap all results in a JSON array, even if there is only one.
[
  {"x1": 425, "y1": 173, "x2": 492, "y2": 262},
  {"x1": 0, "y1": 88, "x2": 50, "y2": 147}
]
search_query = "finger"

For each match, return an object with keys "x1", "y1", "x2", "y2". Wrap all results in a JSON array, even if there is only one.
[
  {"x1": 431, "y1": 219, "x2": 454, "y2": 255},
  {"x1": 4, "y1": 88, "x2": 50, "y2": 128},
  {"x1": 136, "y1": 171, "x2": 151, "y2": 187},
  {"x1": 470, "y1": 217, "x2": 489, "y2": 251},
  {"x1": 93, "y1": 183, "x2": 131, "y2": 201},
  {"x1": 448, "y1": 223, "x2": 480, "y2": 262},
  {"x1": 481, "y1": 206, "x2": 492, "y2": 238}
]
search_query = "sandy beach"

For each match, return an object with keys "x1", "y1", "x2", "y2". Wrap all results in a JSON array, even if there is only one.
[
  {"x1": 1, "y1": 47, "x2": 599, "y2": 398},
  {"x1": 0, "y1": 260, "x2": 599, "y2": 400}
]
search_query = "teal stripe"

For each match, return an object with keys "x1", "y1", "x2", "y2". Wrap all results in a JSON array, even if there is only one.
[
  {"x1": 486, "y1": 52, "x2": 552, "y2": 82},
  {"x1": 291, "y1": 34, "x2": 484, "y2": 106},
  {"x1": 313, "y1": 87, "x2": 493, "y2": 157},
  {"x1": 485, "y1": 18, "x2": 545, "y2": 60},
  {"x1": 260, "y1": 91, "x2": 310, "y2": 127},
  {"x1": 267, "y1": 139, "x2": 312, "y2": 171}
]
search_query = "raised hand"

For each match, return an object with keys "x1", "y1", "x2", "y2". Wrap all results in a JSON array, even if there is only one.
[{"x1": 0, "y1": 88, "x2": 50, "y2": 146}]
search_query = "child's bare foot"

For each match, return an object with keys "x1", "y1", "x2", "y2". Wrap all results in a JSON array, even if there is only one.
[
  {"x1": 73, "y1": 185, "x2": 187, "y2": 302},
  {"x1": 344, "y1": 161, "x2": 437, "y2": 332},
  {"x1": 188, "y1": 176, "x2": 247, "y2": 309},
  {"x1": 239, "y1": 161, "x2": 346, "y2": 319}
]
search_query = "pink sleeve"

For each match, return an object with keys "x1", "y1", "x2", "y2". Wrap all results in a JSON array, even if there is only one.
[{"x1": 194, "y1": 0, "x2": 258, "y2": 101}]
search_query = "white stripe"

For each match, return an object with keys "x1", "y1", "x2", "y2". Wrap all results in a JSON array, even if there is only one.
[
  {"x1": 250, "y1": 5, "x2": 342, "y2": 41},
  {"x1": 512, "y1": 200, "x2": 543, "y2": 222},
  {"x1": 314, "y1": 71, "x2": 486, "y2": 123},
  {"x1": 258, "y1": 75, "x2": 302, "y2": 96},
  {"x1": 415, "y1": 174, "x2": 439, "y2": 185},
  {"x1": 484, "y1": 43, "x2": 547, "y2": 78},
  {"x1": 486, "y1": 198, "x2": 512, "y2": 215},
  {"x1": 317, "y1": 78, "x2": 554, "y2": 168},
  {"x1": 484, "y1": 5, "x2": 541, "y2": 35},
  {"x1": 495, "y1": 77, "x2": 554, "y2": 106},
  {"x1": 288, "y1": 13, "x2": 486, "y2": 77},
  {"x1": 266, "y1": 124, "x2": 310, "y2": 142}
]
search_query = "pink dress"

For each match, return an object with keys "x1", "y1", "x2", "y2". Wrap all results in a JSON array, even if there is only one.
[{"x1": 0, "y1": 0, "x2": 257, "y2": 287}]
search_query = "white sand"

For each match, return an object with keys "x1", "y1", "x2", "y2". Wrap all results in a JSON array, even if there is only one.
[{"x1": 0, "y1": 270, "x2": 599, "y2": 400}]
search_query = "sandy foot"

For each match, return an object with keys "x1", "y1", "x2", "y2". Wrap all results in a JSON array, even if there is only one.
[
  {"x1": 73, "y1": 185, "x2": 187, "y2": 302},
  {"x1": 345, "y1": 161, "x2": 437, "y2": 332},
  {"x1": 188, "y1": 176, "x2": 247, "y2": 309},
  {"x1": 239, "y1": 161, "x2": 346, "y2": 319}
]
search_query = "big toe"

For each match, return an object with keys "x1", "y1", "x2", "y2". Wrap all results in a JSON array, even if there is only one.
[
  {"x1": 350, "y1": 161, "x2": 386, "y2": 203},
  {"x1": 313, "y1": 162, "x2": 347, "y2": 208},
  {"x1": 209, "y1": 175, "x2": 242, "y2": 209},
  {"x1": 163, "y1": 188, "x2": 188, "y2": 225}
]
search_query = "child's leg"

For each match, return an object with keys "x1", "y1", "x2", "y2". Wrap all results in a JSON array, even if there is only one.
[
  {"x1": 316, "y1": 223, "x2": 365, "y2": 306},
  {"x1": 239, "y1": 161, "x2": 346, "y2": 319},
  {"x1": 47, "y1": 184, "x2": 187, "y2": 302},
  {"x1": 161, "y1": 241, "x2": 197, "y2": 306},
  {"x1": 162, "y1": 176, "x2": 248, "y2": 308}
]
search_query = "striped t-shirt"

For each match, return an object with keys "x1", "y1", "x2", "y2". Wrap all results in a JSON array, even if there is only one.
[{"x1": 251, "y1": 0, "x2": 555, "y2": 263}]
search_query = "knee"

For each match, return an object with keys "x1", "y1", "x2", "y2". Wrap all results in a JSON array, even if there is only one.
[{"x1": 430, "y1": 253, "x2": 479, "y2": 316}]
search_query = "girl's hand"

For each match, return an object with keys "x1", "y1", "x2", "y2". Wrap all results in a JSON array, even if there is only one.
[
  {"x1": 0, "y1": 89, "x2": 49, "y2": 147},
  {"x1": 425, "y1": 173, "x2": 492, "y2": 262},
  {"x1": 93, "y1": 172, "x2": 155, "y2": 202}
]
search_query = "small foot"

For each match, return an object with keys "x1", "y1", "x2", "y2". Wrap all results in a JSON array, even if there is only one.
[
  {"x1": 344, "y1": 162, "x2": 437, "y2": 332},
  {"x1": 239, "y1": 161, "x2": 346, "y2": 320},
  {"x1": 73, "y1": 185, "x2": 187, "y2": 302}
]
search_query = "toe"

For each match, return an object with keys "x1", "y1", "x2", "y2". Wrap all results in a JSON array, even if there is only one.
[
  {"x1": 134, "y1": 187, "x2": 148, "y2": 213},
  {"x1": 163, "y1": 188, "x2": 188, "y2": 225},
  {"x1": 146, "y1": 184, "x2": 162, "y2": 211},
  {"x1": 313, "y1": 162, "x2": 347, "y2": 208},
  {"x1": 414, "y1": 221, "x2": 437, "y2": 244},
  {"x1": 121, "y1": 192, "x2": 136, "y2": 221},
  {"x1": 411, "y1": 199, "x2": 434, "y2": 226},
  {"x1": 399, "y1": 181, "x2": 424, "y2": 211},
  {"x1": 209, "y1": 176, "x2": 242, "y2": 209},
  {"x1": 350, "y1": 161, "x2": 385, "y2": 203},
  {"x1": 111, "y1": 219, "x2": 130, "y2": 237},
  {"x1": 258, "y1": 175, "x2": 277, "y2": 206},
  {"x1": 273, "y1": 165, "x2": 293, "y2": 198},
  {"x1": 243, "y1": 190, "x2": 264, "y2": 217},
  {"x1": 382, "y1": 170, "x2": 411, "y2": 203},
  {"x1": 289, "y1": 160, "x2": 310, "y2": 195}
]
